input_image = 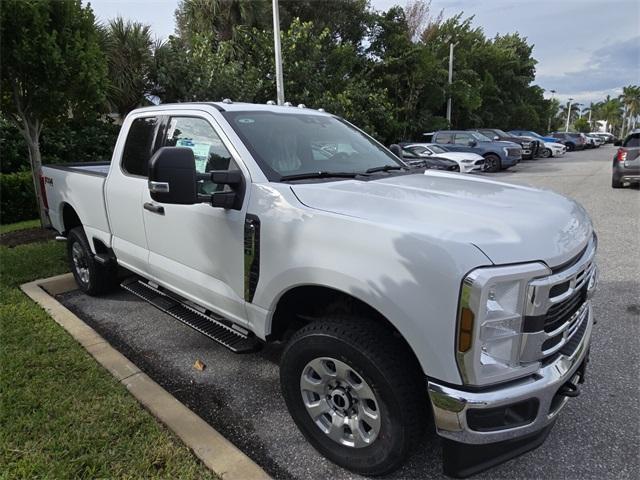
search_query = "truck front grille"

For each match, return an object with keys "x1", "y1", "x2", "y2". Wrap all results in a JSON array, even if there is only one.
[{"x1": 519, "y1": 235, "x2": 596, "y2": 363}]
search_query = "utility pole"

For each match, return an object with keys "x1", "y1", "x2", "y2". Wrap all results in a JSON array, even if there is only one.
[
  {"x1": 446, "y1": 41, "x2": 458, "y2": 126},
  {"x1": 547, "y1": 89, "x2": 556, "y2": 133},
  {"x1": 272, "y1": 0, "x2": 285, "y2": 105},
  {"x1": 565, "y1": 98, "x2": 573, "y2": 133}
]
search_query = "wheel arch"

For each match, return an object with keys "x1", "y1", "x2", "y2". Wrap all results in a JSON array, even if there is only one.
[
  {"x1": 267, "y1": 284, "x2": 424, "y2": 374},
  {"x1": 61, "y1": 202, "x2": 82, "y2": 234}
]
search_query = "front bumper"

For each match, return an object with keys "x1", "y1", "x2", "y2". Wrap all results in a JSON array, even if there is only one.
[
  {"x1": 427, "y1": 303, "x2": 593, "y2": 476},
  {"x1": 428, "y1": 303, "x2": 592, "y2": 444}
]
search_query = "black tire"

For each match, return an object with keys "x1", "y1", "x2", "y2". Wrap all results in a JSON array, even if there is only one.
[
  {"x1": 541, "y1": 148, "x2": 552, "y2": 158},
  {"x1": 566, "y1": 142, "x2": 576, "y2": 151},
  {"x1": 612, "y1": 177, "x2": 623, "y2": 188},
  {"x1": 67, "y1": 227, "x2": 118, "y2": 295},
  {"x1": 483, "y1": 153, "x2": 502, "y2": 172},
  {"x1": 280, "y1": 317, "x2": 427, "y2": 476}
]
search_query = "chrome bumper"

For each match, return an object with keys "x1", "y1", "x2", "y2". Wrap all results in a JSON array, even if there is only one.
[{"x1": 427, "y1": 303, "x2": 593, "y2": 445}]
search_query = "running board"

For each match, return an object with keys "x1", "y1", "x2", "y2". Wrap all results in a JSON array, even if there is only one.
[{"x1": 121, "y1": 277, "x2": 261, "y2": 353}]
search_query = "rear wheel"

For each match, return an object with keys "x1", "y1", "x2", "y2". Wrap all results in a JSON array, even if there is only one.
[
  {"x1": 483, "y1": 154, "x2": 502, "y2": 172},
  {"x1": 541, "y1": 148, "x2": 552, "y2": 158},
  {"x1": 566, "y1": 142, "x2": 576, "y2": 151},
  {"x1": 67, "y1": 227, "x2": 118, "y2": 295},
  {"x1": 612, "y1": 176, "x2": 623, "y2": 188},
  {"x1": 280, "y1": 317, "x2": 427, "y2": 476}
]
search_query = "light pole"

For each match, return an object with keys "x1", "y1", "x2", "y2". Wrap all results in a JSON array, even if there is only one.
[
  {"x1": 446, "y1": 40, "x2": 459, "y2": 126},
  {"x1": 564, "y1": 98, "x2": 573, "y2": 132},
  {"x1": 547, "y1": 89, "x2": 556, "y2": 133},
  {"x1": 272, "y1": 0, "x2": 285, "y2": 105}
]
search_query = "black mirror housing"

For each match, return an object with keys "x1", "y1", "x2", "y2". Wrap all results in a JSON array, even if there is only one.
[
  {"x1": 468, "y1": 139, "x2": 477, "y2": 147},
  {"x1": 148, "y1": 147, "x2": 197, "y2": 204}
]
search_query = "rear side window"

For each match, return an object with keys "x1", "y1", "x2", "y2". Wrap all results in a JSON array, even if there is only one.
[
  {"x1": 624, "y1": 134, "x2": 640, "y2": 148},
  {"x1": 454, "y1": 132, "x2": 473, "y2": 145},
  {"x1": 121, "y1": 117, "x2": 159, "y2": 177},
  {"x1": 435, "y1": 132, "x2": 453, "y2": 144}
]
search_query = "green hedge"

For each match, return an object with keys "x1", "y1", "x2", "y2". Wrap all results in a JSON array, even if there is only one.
[{"x1": 1, "y1": 171, "x2": 38, "y2": 224}]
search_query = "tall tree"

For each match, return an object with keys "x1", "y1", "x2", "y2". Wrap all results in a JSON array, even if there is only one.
[
  {"x1": 103, "y1": 17, "x2": 154, "y2": 118},
  {"x1": 1, "y1": 0, "x2": 107, "y2": 224},
  {"x1": 619, "y1": 85, "x2": 640, "y2": 136}
]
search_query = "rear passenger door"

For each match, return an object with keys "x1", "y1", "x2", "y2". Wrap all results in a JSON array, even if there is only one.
[{"x1": 106, "y1": 114, "x2": 162, "y2": 274}]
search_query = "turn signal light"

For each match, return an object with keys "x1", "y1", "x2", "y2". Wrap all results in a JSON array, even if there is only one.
[{"x1": 458, "y1": 307, "x2": 474, "y2": 352}]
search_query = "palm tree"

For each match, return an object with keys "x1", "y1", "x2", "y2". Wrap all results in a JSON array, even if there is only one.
[
  {"x1": 597, "y1": 98, "x2": 623, "y2": 135},
  {"x1": 619, "y1": 85, "x2": 640, "y2": 136},
  {"x1": 558, "y1": 102, "x2": 580, "y2": 128},
  {"x1": 175, "y1": 0, "x2": 268, "y2": 44},
  {"x1": 104, "y1": 17, "x2": 154, "y2": 118}
]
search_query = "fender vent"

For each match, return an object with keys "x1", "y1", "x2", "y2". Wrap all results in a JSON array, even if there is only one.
[{"x1": 121, "y1": 277, "x2": 260, "y2": 353}]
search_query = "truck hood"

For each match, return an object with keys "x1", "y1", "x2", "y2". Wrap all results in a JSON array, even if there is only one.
[{"x1": 291, "y1": 172, "x2": 593, "y2": 268}]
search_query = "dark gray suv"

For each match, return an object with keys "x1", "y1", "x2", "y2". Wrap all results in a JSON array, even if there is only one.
[{"x1": 612, "y1": 131, "x2": 640, "y2": 188}]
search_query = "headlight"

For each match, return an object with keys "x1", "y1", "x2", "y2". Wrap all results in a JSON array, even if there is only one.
[{"x1": 456, "y1": 263, "x2": 550, "y2": 386}]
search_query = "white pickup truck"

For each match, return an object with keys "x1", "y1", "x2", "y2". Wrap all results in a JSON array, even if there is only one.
[{"x1": 41, "y1": 102, "x2": 598, "y2": 478}]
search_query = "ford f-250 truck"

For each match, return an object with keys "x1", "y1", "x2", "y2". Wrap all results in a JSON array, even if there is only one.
[{"x1": 41, "y1": 102, "x2": 598, "y2": 478}]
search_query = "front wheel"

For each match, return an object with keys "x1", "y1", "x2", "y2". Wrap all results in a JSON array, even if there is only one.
[
  {"x1": 280, "y1": 317, "x2": 427, "y2": 476},
  {"x1": 483, "y1": 154, "x2": 502, "y2": 172},
  {"x1": 67, "y1": 227, "x2": 118, "y2": 295},
  {"x1": 541, "y1": 148, "x2": 552, "y2": 158},
  {"x1": 566, "y1": 142, "x2": 576, "y2": 151}
]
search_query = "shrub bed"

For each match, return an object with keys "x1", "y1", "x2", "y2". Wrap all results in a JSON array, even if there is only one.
[{"x1": 1, "y1": 171, "x2": 38, "y2": 224}]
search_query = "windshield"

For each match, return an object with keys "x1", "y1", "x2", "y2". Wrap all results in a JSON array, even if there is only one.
[
  {"x1": 222, "y1": 111, "x2": 401, "y2": 180},
  {"x1": 471, "y1": 132, "x2": 492, "y2": 142},
  {"x1": 428, "y1": 144, "x2": 448, "y2": 154}
]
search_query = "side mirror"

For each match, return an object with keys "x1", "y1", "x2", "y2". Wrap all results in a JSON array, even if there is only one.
[
  {"x1": 389, "y1": 144, "x2": 403, "y2": 158},
  {"x1": 614, "y1": 140, "x2": 622, "y2": 146},
  {"x1": 148, "y1": 147, "x2": 197, "y2": 204},
  {"x1": 200, "y1": 170, "x2": 245, "y2": 210},
  {"x1": 468, "y1": 139, "x2": 477, "y2": 147}
]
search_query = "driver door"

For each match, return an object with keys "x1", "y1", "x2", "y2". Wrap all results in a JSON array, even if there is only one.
[{"x1": 141, "y1": 113, "x2": 250, "y2": 326}]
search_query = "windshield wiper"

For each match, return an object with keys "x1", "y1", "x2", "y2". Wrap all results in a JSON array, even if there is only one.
[
  {"x1": 279, "y1": 171, "x2": 366, "y2": 181},
  {"x1": 365, "y1": 165, "x2": 406, "y2": 174}
]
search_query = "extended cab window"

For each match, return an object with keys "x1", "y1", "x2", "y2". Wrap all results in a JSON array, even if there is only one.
[
  {"x1": 165, "y1": 116, "x2": 239, "y2": 194},
  {"x1": 121, "y1": 116, "x2": 159, "y2": 177}
]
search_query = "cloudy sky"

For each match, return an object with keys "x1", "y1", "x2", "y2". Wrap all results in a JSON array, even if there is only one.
[{"x1": 90, "y1": 0, "x2": 639, "y2": 106}]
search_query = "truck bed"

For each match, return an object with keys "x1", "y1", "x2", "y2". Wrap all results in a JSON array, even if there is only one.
[{"x1": 41, "y1": 162, "x2": 111, "y2": 242}]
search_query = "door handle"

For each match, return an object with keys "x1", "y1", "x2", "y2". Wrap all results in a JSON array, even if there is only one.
[{"x1": 143, "y1": 202, "x2": 165, "y2": 215}]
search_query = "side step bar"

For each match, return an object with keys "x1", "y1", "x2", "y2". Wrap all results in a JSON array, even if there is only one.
[{"x1": 121, "y1": 277, "x2": 261, "y2": 353}]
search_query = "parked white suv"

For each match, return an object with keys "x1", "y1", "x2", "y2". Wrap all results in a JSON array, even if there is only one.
[{"x1": 41, "y1": 102, "x2": 597, "y2": 477}]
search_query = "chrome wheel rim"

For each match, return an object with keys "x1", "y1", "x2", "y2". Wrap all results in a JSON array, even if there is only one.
[
  {"x1": 71, "y1": 242, "x2": 90, "y2": 285},
  {"x1": 300, "y1": 357, "x2": 381, "y2": 448},
  {"x1": 542, "y1": 148, "x2": 551, "y2": 158}
]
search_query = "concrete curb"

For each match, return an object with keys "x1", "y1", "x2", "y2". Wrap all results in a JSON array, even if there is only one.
[{"x1": 20, "y1": 273, "x2": 271, "y2": 480}]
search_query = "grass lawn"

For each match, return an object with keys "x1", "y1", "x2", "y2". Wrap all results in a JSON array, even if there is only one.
[
  {"x1": 0, "y1": 232, "x2": 218, "y2": 478},
  {"x1": 0, "y1": 219, "x2": 40, "y2": 234}
]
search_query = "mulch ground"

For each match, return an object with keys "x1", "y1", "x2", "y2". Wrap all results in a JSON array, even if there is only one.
[{"x1": 0, "y1": 228, "x2": 56, "y2": 248}]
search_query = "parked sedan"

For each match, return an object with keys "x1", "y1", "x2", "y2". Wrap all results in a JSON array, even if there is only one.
[
  {"x1": 400, "y1": 147, "x2": 461, "y2": 172},
  {"x1": 612, "y1": 131, "x2": 640, "y2": 188},
  {"x1": 401, "y1": 143, "x2": 485, "y2": 173},
  {"x1": 542, "y1": 141, "x2": 567, "y2": 158},
  {"x1": 591, "y1": 132, "x2": 617, "y2": 144},
  {"x1": 551, "y1": 132, "x2": 587, "y2": 151},
  {"x1": 586, "y1": 134, "x2": 604, "y2": 147}
]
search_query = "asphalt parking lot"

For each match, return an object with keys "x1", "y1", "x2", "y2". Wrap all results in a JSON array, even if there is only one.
[{"x1": 58, "y1": 145, "x2": 639, "y2": 480}]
